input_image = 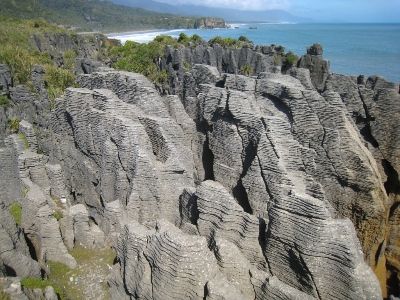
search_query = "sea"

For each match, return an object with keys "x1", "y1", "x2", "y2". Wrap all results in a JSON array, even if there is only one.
[{"x1": 107, "y1": 23, "x2": 400, "y2": 83}]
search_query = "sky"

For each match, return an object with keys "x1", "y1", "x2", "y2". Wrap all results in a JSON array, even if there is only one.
[{"x1": 156, "y1": 0, "x2": 400, "y2": 22}]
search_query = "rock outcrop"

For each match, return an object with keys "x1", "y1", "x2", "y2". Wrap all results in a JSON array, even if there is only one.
[
  {"x1": 194, "y1": 18, "x2": 228, "y2": 29},
  {"x1": 1, "y1": 41, "x2": 399, "y2": 299},
  {"x1": 298, "y1": 43, "x2": 330, "y2": 91}
]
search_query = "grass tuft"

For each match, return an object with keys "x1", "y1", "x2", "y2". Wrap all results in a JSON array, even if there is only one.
[
  {"x1": 0, "y1": 96, "x2": 10, "y2": 109},
  {"x1": 53, "y1": 211, "x2": 64, "y2": 221},
  {"x1": 8, "y1": 203, "x2": 22, "y2": 226},
  {"x1": 18, "y1": 133, "x2": 30, "y2": 149}
]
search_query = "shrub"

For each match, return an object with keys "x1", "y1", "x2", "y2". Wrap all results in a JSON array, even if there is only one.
[
  {"x1": 275, "y1": 45, "x2": 285, "y2": 53},
  {"x1": 8, "y1": 118, "x2": 20, "y2": 133},
  {"x1": 208, "y1": 36, "x2": 224, "y2": 46},
  {"x1": 108, "y1": 35, "x2": 179, "y2": 91},
  {"x1": 240, "y1": 64, "x2": 252, "y2": 76},
  {"x1": 190, "y1": 34, "x2": 203, "y2": 42},
  {"x1": 208, "y1": 36, "x2": 245, "y2": 48},
  {"x1": 0, "y1": 96, "x2": 10, "y2": 109},
  {"x1": 0, "y1": 46, "x2": 33, "y2": 85},
  {"x1": 44, "y1": 66, "x2": 76, "y2": 104},
  {"x1": 183, "y1": 60, "x2": 191, "y2": 70},
  {"x1": 177, "y1": 32, "x2": 189, "y2": 44},
  {"x1": 8, "y1": 203, "x2": 22, "y2": 226},
  {"x1": 238, "y1": 35, "x2": 250, "y2": 42},
  {"x1": 284, "y1": 51, "x2": 299, "y2": 67},
  {"x1": 62, "y1": 50, "x2": 77, "y2": 70}
]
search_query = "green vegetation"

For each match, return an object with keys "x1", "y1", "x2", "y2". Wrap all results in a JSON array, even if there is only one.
[
  {"x1": 53, "y1": 211, "x2": 64, "y2": 221},
  {"x1": 0, "y1": 278, "x2": 11, "y2": 300},
  {"x1": 108, "y1": 35, "x2": 179, "y2": 91},
  {"x1": 20, "y1": 278, "x2": 63, "y2": 299},
  {"x1": 8, "y1": 203, "x2": 22, "y2": 226},
  {"x1": 183, "y1": 60, "x2": 191, "y2": 70},
  {"x1": 208, "y1": 36, "x2": 250, "y2": 48},
  {"x1": 238, "y1": 36, "x2": 250, "y2": 42},
  {"x1": 108, "y1": 34, "x2": 253, "y2": 90},
  {"x1": 178, "y1": 32, "x2": 190, "y2": 44},
  {"x1": 240, "y1": 64, "x2": 253, "y2": 76},
  {"x1": 7, "y1": 118, "x2": 20, "y2": 133},
  {"x1": 284, "y1": 51, "x2": 299, "y2": 67},
  {"x1": 0, "y1": 96, "x2": 10, "y2": 109},
  {"x1": 273, "y1": 53, "x2": 280, "y2": 66},
  {"x1": 0, "y1": 17, "x2": 77, "y2": 109},
  {"x1": 45, "y1": 67, "x2": 76, "y2": 103},
  {"x1": 18, "y1": 133, "x2": 30, "y2": 149},
  {"x1": 0, "y1": 0, "x2": 211, "y2": 33},
  {"x1": 191, "y1": 34, "x2": 203, "y2": 43},
  {"x1": 0, "y1": 290, "x2": 11, "y2": 300}
]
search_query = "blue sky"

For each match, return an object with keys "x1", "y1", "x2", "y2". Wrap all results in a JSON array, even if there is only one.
[{"x1": 157, "y1": 0, "x2": 400, "y2": 22}]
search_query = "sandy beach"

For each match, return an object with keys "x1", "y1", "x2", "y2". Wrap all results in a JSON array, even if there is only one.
[{"x1": 105, "y1": 28, "x2": 185, "y2": 44}]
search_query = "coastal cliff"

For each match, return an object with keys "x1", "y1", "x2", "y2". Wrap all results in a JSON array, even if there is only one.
[
  {"x1": 194, "y1": 18, "x2": 228, "y2": 29},
  {"x1": 0, "y1": 32, "x2": 399, "y2": 299}
]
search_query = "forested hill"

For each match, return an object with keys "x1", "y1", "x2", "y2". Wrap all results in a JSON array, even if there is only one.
[{"x1": 0, "y1": 0, "x2": 220, "y2": 33}]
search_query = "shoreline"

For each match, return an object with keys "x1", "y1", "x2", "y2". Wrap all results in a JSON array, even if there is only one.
[{"x1": 106, "y1": 28, "x2": 180, "y2": 37}]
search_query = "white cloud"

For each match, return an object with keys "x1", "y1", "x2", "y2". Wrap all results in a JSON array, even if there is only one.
[{"x1": 157, "y1": 0, "x2": 291, "y2": 11}]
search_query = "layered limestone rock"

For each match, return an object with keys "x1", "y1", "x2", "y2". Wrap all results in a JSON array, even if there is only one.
[
  {"x1": 161, "y1": 43, "x2": 282, "y2": 96},
  {"x1": 1, "y1": 123, "x2": 77, "y2": 269},
  {"x1": 2, "y1": 57, "x2": 398, "y2": 299},
  {"x1": 48, "y1": 70, "x2": 195, "y2": 231},
  {"x1": 298, "y1": 43, "x2": 330, "y2": 91},
  {"x1": 66, "y1": 204, "x2": 105, "y2": 248},
  {"x1": 0, "y1": 200, "x2": 41, "y2": 279},
  {"x1": 324, "y1": 72, "x2": 400, "y2": 296}
]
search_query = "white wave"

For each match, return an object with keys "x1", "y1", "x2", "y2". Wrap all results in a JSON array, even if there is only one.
[{"x1": 107, "y1": 29, "x2": 188, "y2": 44}]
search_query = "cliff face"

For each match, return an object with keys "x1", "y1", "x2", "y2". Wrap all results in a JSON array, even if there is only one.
[
  {"x1": 0, "y1": 40, "x2": 399, "y2": 299},
  {"x1": 194, "y1": 18, "x2": 228, "y2": 29}
]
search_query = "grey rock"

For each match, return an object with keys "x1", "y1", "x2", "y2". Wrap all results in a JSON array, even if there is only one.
[
  {"x1": 19, "y1": 120, "x2": 38, "y2": 152},
  {"x1": 205, "y1": 273, "x2": 244, "y2": 300},
  {"x1": 22, "y1": 185, "x2": 76, "y2": 268},
  {"x1": 1, "y1": 58, "x2": 395, "y2": 299},
  {"x1": 54, "y1": 71, "x2": 194, "y2": 227},
  {"x1": 298, "y1": 43, "x2": 330, "y2": 91},
  {"x1": 0, "y1": 146, "x2": 24, "y2": 206},
  {"x1": 324, "y1": 72, "x2": 400, "y2": 287},
  {"x1": 44, "y1": 286, "x2": 58, "y2": 300},
  {"x1": 194, "y1": 18, "x2": 227, "y2": 29},
  {"x1": 45, "y1": 164, "x2": 69, "y2": 204},
  {"x1": 211, "y1": 238, "x2": 255, "y2": 299},
  {"x1": 306, "y1": 43, "x2": 323, "y2": 55},
  {"x1": 115, "y1": 219, "x2": 220, "y2": 299},
  {"x1": 250, "y1": 269, "x2": 317, "y2": 300},
  {"x1": 0, "y1": 201, "x2": 41, "y2": 279},
  {"x1": 69, "y1": 204, "x2": 105, "y2": 248},
  {"x1": 0, "y1": 64, "x2": 12, "y2": 91},
  {"x1": 196, "y1": 180, "x2": 266, "y2": 270}
]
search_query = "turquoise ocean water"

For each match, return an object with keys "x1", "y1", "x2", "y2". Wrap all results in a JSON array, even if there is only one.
[{"x1": 108, "y1": 23, "x2": 400, "y2": 83}]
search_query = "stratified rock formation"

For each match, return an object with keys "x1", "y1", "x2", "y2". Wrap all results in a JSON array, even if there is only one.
[{"x1": 0, "y1": 41, "x2": 399, "y2": 299}]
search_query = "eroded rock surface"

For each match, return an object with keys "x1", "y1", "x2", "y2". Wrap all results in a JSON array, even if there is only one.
[{"x1": 1, "y1": 49, "x2": 399, "y2": 298}]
